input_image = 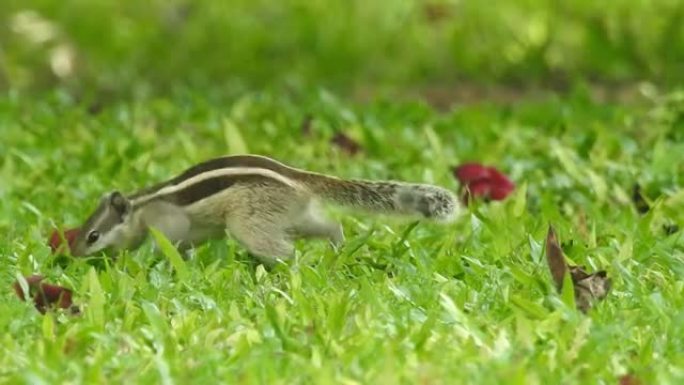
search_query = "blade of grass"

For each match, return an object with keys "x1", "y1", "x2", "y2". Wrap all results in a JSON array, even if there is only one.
[{"x1": 149, "y1": 228, "x2": 190, "y2": 282}]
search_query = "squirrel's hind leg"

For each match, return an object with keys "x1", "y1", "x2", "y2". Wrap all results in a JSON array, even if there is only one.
[
  {"x1": 289, "y1": 200, "x2": 345, "y2": 246},
  {"x1": 225, "y1": 217, "x2": 295, "y2": 266},
  {"x1": 223, "y1": 185, "x2": 303, "y2": 266}
]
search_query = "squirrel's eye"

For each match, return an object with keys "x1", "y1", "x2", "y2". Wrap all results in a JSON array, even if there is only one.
[{"x1": 86, "y1": 230, "x2": 100, "y2": 244}]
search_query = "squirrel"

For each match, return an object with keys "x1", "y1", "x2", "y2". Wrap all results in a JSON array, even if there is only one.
[{"x1": 70, "y1": 155, "x2": 460, "y2": 265}]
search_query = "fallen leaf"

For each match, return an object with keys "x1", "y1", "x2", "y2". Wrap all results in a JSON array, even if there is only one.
[
  {"x1": 452, "y1": 163, "x2": 515, "y2": 203},
  {"x1": 545, "y1": 225, "x2": 612, "y2": 313},
  {"x1": 301, "y1": 114, "x2": 313, "y2": 136},
  {"x1": 632, "y1": 184, "x2": 679, "y2": 235},
  {"x1": 577, "y1": 210, "x2": 589, "y2": 240},
  {"x1": 453, "y1": 163, "x2": 492, "y2": 183},
  {"x1": 12, "y1": 275, "x2": 44, "y2": 300},
  {"x1": 618, "y1": 374, "x2": 642, "y2": 385},
  {"x1": 331, "y1": 132, "x2": 362, "y2": 155},
  {"x1": 632, "y1": 184, "x2": 650, "y2": 214},
  {"x1": 422, "y1": 2, "x2": 452, "y2": 23},
  {"x1": 545, "y1": 226, "x2": 567, "y2": 292},
  {"x1": 49, "y1": 227, "x2": 80, "y2": 254},
  {"x1": 13, "y1": 275, "x2": 80, "y2": 314},
  {"x1": 663, "y1": 224, "x2": 679, "y2": 235}
]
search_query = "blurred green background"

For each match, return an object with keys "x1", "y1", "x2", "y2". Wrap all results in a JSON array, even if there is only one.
[{"x1": 2, "y1": 0, "x2": 683, "y2": 100}]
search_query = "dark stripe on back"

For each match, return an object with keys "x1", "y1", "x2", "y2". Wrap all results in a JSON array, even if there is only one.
[
  {"x1": 129, "y1": 155, "x2": 299, "y2": 200},
  {"x1": 155, "y1": 174, "x2": 285, "y2": 206},
  {"x1": 170, "y1": 155, "x2": 297, "y2": 184}
]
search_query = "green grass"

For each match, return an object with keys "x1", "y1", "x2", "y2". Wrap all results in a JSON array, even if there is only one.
[
  {"x1": 1, "y1": 88, "x2": 684, "y2": 384},
  {"x1": 4, "y1": 0, "x2": 684, "y2": 96}
]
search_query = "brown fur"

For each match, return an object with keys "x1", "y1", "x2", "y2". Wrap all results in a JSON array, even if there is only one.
[{"x1": 71, "y1": 155, "x2": 459, "y2": 265}]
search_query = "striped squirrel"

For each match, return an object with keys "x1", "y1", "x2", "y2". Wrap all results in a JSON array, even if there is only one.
[{"x1": 70, "y1": 155, "x2": 460, "y2": 264}]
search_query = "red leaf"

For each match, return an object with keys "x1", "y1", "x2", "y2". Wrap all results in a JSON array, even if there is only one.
[
  {"x1": 489, "y1": 182, "x2": 515, "y2": 200},
  {"x1": 452, "y1": 163, "x2": 515, "y2": 202},
  {"x1": 453, "y1": 163, "x2": 492, "y2": 183},
  {"x1": 488, "y1": 167, "x2": 515, "y2": 189},
  {"x1": 467, "y1": 179, "x2": 492, "y2": 198},
  {"x1": 12, "y1": 275, "x2": 45, "y2": 301},
  {"x1": 38, "y1": 283, "x2": 74, "y2": 310},
  {"x1": 13, "y1": 275, "x2": 78, "y2": 314},
  {"x1": 49, "y1": 227, "x2": 80, "y2": 254}
]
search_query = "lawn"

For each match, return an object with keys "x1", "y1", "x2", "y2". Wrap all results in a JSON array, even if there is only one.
[
  {"x1": 2, "y1": 89, "x2": 683, "y2": 384},
  {"x1": 2, "y1": 1, "x2": 684, "y2": 384}
]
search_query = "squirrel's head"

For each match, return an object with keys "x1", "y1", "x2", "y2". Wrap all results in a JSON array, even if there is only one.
[{"x1": 70, "y1": 191, "x2": 137, "y2": 257}]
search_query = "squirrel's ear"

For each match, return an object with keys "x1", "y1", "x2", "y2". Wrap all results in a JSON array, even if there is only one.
[{"x1": 109, "y1": 191, "x2": 130, "y2": 217}]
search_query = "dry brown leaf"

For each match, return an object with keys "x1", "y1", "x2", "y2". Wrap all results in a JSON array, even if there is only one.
[
  {"x1": 331, "y1": 132, "x2": 362, "y2": 155},
  {"x1": 632, "y1": 184, "x2": 650, "y2": 214},
  {"x1": 618, "y1": 374, "x2": 642, "y2": 385},
  {"x1": 545, "y1": 225, "x2": 612, "y2": 312},
  {"x1": 301, "y1": 114, "x2": 313, "y2": 136}
]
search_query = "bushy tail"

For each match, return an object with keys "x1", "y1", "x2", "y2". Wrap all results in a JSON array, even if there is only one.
[{"x1": 298, "y1": 173, "x2": 460, "y2": 222}]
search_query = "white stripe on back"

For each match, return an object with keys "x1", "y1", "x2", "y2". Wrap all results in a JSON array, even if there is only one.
[{"x1": 131, "y1": 167, "x2": 299, "y2": 206}]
